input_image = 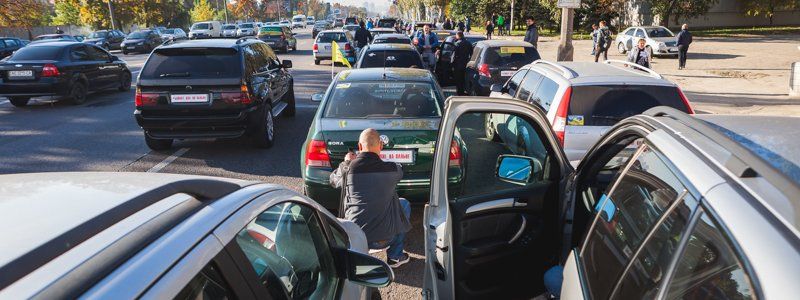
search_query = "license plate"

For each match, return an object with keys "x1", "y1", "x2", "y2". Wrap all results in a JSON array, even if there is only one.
[
  {"x1": 324, "y1": 46, "x2": 331, "y2": 50},
  {"x1": 379, "y1": 150, "x2": 415, "y2": 163},
  {"x1": 501, "y1": 70, "x2": 516, "y2": 77},
  {"x1": 127, "y1": 46, "x2": 135, "y2": 49},
  {"x1": 8, "y1": 70, "x2": 33, "y2": 78},
  {"x1": 170, "y1": 94, "x2": 209, "y2": 103}
]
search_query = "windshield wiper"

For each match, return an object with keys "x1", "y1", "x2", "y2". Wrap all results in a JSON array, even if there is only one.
[{"x1": 159, "y1": 72, "x2": 190, "y2": 78}]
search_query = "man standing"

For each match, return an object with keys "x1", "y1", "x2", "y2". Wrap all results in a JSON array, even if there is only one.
[
  {"x1": 524, "y1": 17, "x2": 539, "y2": 48},
  {"x1": 497, "y1": 14, "x2": 505, "y2": 36},
  {"x1": 594, "y1": 21, "x2": 611, "y2": 62},
  {"x1": 366, "y1": 18, "x2": 374, "y2": 30},
  {"x1": 354, "y1": 21, "x2": 373, "y2": 50},
  {"x1": 452, "y1": 31, "x2": 474, "y2": 96},
  {"x1": 415, "y1": 24, "x2": 440, "y2": 71},
  {"x1": 443, "y1": 18, "x2": 453, "y2": 30},
  {"x1": 485, "y1": 20, "x2": 494, "y2": 40},
  {"x1": 330, "y1": 129, "x2": 412, "y2": 268},
  {"x1": 627, "y1": 38, "x2": 651, "y2": 68},
  {"x1": 466, "y1": 17, "x2": 472, "y2": 33},
  {"x1": 676, "y1": 23, "x2": 693, "y2": 70},
  {"x1": 457, "y1": 19, "x2": 466, "y2": 32},
  {"x1": 590, "y1": 24, "x2": 599, "y2": 55}
]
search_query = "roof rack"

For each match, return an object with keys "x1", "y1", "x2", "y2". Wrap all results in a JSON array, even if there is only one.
[
  {"x1": 235, "y1": 36, "x2": 259, "y2": 44},
  {"x1": 603, "y1": 59, "x2": 663, "y2": 79},
  {"x1": 531, "y1": 60, "x2": 576, "y2": 79}
]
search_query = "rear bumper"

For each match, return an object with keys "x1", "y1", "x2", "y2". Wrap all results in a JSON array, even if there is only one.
[
  {"x1": 0, "y1": 77, "x2": 69, "y2": 97},
  {"x1": 135, "y1": 105, "x2": 260, "y2": 139},
  {"x1": 472, "y1": 76, "x2": 496, "y2": 96}
]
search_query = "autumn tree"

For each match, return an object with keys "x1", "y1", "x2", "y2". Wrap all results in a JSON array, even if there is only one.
[
  {"x1": 0, "y1": 0, "x2": 49, "y2": 39},
  {"x1": 651, "y1": 0, "x2": 719, "y2": 27},
  {"x1": 739, "y1": 0, "x2": 799, "y2": 25},
  {"x1": 52, "y1": 0, "x2": 82, "y2": 26},
  {"x1": 190, "y1": 0, "x2": 217, "y2": 22}
]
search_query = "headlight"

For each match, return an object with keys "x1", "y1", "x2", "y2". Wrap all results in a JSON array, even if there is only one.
[{"x1": 658, "y1": 42, "x2": 666, "y2": 48}]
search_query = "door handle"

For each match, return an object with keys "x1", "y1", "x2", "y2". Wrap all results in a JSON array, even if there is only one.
[{"x1": 508, "y1": 214, "x2": 526, "y2": 244}]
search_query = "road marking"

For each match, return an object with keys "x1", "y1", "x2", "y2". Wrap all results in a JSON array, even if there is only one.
[
  {"x1": 0, "y1": 100, "x2": 8, "y2": 105},
  {"x1": 147, "y1": 147, "x2": 189, "y2": 173}
]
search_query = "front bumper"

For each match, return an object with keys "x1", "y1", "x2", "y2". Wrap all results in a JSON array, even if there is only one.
[
  {"x1": 135, "y1": 106, "x2": 260, "y2": 139},
  {"x1": 0, "y1": 77, "x2": 69, "y2": 97},
  {"x1": 121, "y1": 44, "x2": 148, "y2": 52},
  {"x1": 655, "y1": 46, "x2": 679, "y2": 55}
]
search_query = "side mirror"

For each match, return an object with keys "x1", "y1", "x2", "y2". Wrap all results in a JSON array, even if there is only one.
[
  {"x1": 495, "y1": 155, "x2": 541, "y2": 184},
  {"x1": 490, "y1": 83, "x2": 506, "y2": 93},
  {"x1": 345, "y1": 250, "x2": 394, "y2": 287},
  {"x1": 282, "y1": 59, "x2": 292, "y2": 69},
  {"x1": 311, "y1": 93, "x2": 324, "y2": 102}
]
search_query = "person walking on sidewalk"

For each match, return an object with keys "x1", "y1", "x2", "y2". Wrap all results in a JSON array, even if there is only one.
[
  {"x1": 330, "y1": 128, "x2": 412, "y2": 268},
  {"x1": 627, "y1": 38, "x2": 651, "y2": 68},
  {"x1": 497, "y1": 14, "x2": 505, "y2": 36},
  {"x1": 486, "y1": 20, "x2": 494, "y2": 40},
  {"x1": 524, "y1": 17, "x2": 539, "y2": 48},
  {"x1": 590, "y1": 24, "x2": 599, "y2": 55},
  {"x1": 594, "y1": 21, "x2": 611, "y2": 62},
  {"x1": 465, "y1": 17, "x2": 472, "y2": 33},
  {"x1": 676, "y1": 23, "x2": 693, "y2": 70}
]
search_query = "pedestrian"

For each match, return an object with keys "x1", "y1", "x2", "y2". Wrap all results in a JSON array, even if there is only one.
[
  {"x1": 497, "y1": 14, "x2": 505, "y2": 36},
  {"x1": 627, "y1": 38, "x2": 651, "y2": 68},
  {"x1": 676, "y1": 23, "x2": 693, "y2": 70},
  {"x1": 524, "y1": 17, "x2": 539, "y2": 48},
  {"x1": 594, "y1": 21, "x2": 611, "y2": 62},
  {"x1": 55, "y1": 27, "x2": 64, "y2": 34},
  {"x1": 366, "y1": 18, "x2": 374, "y2": 30},
  {"x1": 465, "y1": 17, "x2": 472, "y2": 33},
  {"x1": 486, "y1": 20, "x2": 494, "y2": 40},
  {"x1": 457, "y1": 19, "x2": 466, "y2": 32},
  {"x1": 443, "y1": 18, "x2": 453, "y2": 30},
  {"x1": 330, "y1": 128, "x2": 412, "y2": 268},
  {"x1": 354, "y1": 21, "x2": 373, "y2": 50},
  {"x1": 452, "y1": 31, "x2": 474, "y2": 96},
  {"x1": 590, "y1": 24, "x2": 598, "y2": 55},
  {"x1": 415, "y1": 24, "x2": 440, "y2": 71}
]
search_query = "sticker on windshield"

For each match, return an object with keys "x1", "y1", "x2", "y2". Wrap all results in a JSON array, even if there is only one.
[
  {"x1": 386, "y1": 56, "x2": 397, "y2": 61},
  {"x1": 335, "y1": 83, "x2": 351, "y2": 89},
  {"x1": 379, "y1": 83, "x2": 406, "y2": 88},
  {"x1": 567, "y1": 115, "x2": 584, "y2": 126},
  {"x1": 500, "y1": 46, "x2": 525, "y2": 54}
]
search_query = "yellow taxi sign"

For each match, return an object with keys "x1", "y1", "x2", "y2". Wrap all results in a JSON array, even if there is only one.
[{"x1": 500, "y1": 46, "x2": 526, "y2": 54}]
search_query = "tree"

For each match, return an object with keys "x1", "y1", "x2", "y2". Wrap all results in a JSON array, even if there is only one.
[
  {"x1": 0, "y1": 0, "x2": 49, "y2": 39},
  {"x1": 52, "y1": 0, "x2": 82, "y2": 26},
  {"x1": 650, "y1": 0, "x2": 719, "y2": 27},
  {"x1": 191, "y1": 0, "x2": 216, "y2": 22},
  {"x1": 739, "y1": 0, "x2": 799, "y2": 25}
]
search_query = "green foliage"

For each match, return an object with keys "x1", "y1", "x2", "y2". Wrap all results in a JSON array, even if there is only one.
[
  {"x1": 650, "y1": 0, "x2": 719, "y2": 27},
  {"x1": 739, "y1": 0, "x2": 799, "y2": 25},
  {"x1": 191, "y1": 0, "x2": 217, "y2": 23},
  {"x1": 52, "y1": 0, "x2": 82, "y2": 26}
]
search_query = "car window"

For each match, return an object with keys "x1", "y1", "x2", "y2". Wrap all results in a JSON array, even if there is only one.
[
  {"x1": 568, "y1": 85, "x2": 690, "y2": 126},
  {"x1": 317, "y1": 32, "x2": 348, "y2": 43},
  {"x1": 329, "y1": 222, "x2": 349, "y2": 249},
  {"x1": 635, "y1": 29, "x2": 646, "y2": 38},
  {"x1": 86, "y1": 45, "x2": 109, "y2": 61},
  {"x1": 234, "y1": 202, "x2": 338, "y2": 299},
  {"x1": 448, "y1": 112, "x2": 551, "y2": 199},
  {"x1": 582, "y1": 144, "x2": 685, "y2": 299},
  {"x1": 613, "y1": 194, "x2": 699, "y2": 299},
  {"x1": 624, "y1": 28, "x2": 636, "y2": 36},
  {"x1": 517, "y1": 71, "x2": 543, "y2": 102},
  {"x1": 359, "y1": 50, "x2": 423, "y2": 68},
  {"x1": 4, "y1": 39, "x2": 17, "y2": 47},
  {"x1": 374, "y1": 37, "x2": 411, "y2": 44},
  {"x1": 140, "y1": 47, "x2": 242, "y2": 79},
  {"x1": 9, "y1": 46, "x2": 62, "y2": 60},
  {"x1": 482, "y1": 46, "x2": 540, "y2": 67},
  {"x1": 70, "y1": 45, "x2": 91, "y2": 61},
  {"x1": 470, "y1": 46, "x2": 482, "y2": 63},
  {"x1": 505, "y1": 70, "x2": 527, "y2": 97},
  {"x1": 323, "y1": 81, "x2": 441, "y2": 118},
  {"x1": 255, "y1": 43, "x2": 281, "y2": 69},
  {"x1": 193, "y1": 23, "x2": 210, "y2": 30},
  {"x1": 530, "y1": 77, "x2": 559, "y2": 111},
  {"x1": 242, "y1": 45, "x2": 265, "y2": 75},
  {"x1": 0, "y1": 40, "x2": 6, "y2": 48},
  {"x1": 648, "y1": 28, "x2": 674, "y2": 37},
  {"x1": 174, "y1": 262, "x2": 234, "y2": 299}
]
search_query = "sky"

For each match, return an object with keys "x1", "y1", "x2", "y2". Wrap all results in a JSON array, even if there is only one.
[{"x1": 324, "y1": 0, "x2": 392, "y2": 13}]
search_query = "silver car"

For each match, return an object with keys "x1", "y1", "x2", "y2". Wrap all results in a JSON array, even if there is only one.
[
  {"x1": 237, "y1": 22, "x2": 257, "y2": 37},
  {"x1": 0, "y1": 172, "x2": 392, "y2": 299},
  {"x1": 615, "y1": 26, "x2": 680, "y2": 57},
  {"x1": 222, "y1": 24, "x2": 238, "y2": 37},
  {"x1": 313, "y1": 29, "x2": 357, "y2": 65}
]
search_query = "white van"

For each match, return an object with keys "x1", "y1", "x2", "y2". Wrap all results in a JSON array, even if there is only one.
[
  {"x1": 292, "y1": 15, "x2": 307, "y2": 29},
  {"x1": 189, "y1": 21, "x2": 222, "y2": 39},
  {"x1": 306, "y1": 16, "x2": 316, "y2": 25}
]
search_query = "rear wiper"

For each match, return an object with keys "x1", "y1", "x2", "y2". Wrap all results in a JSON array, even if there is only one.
[{"x1": 159, "y1": 72, "x2": 190, "y2": 78}]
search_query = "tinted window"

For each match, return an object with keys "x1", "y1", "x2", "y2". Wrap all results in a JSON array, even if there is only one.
[
  {"x1": 0, "y1": 40, "x2": 6, "y2": 48},
  {"x1": 531, "y1": 77, "x2": 559, "y2": 110},
  {"x1": 374, "y1": 37, "x2": 411, "y2": 44},
  {"x1": 90, "y1": 31, "x2": 108, "y2": 38},
  {"x1": 192, "y1": 23, "x2": 210, "y2": 30},
  {"x1": 70, "y1": 45, "x2": 91, "y2": 61},
  {"x1": 482, "y1": 46, "x2": 540, "y2": 67},
  {"x1": 517, "y1": 71, "x2": 543, "y2": 102},
  {"x1": 666, "y1": 210, "x2": 755, "y2": 300},
  {"x1": 317, "y1": 32, "x2": 348, "y2": 43},
  {"x1": 255, "y1": 43, "x2": 281, "y2": 69},
  {"x1": 505, "y1": 70, "x2": 527, "y2": 97},
  {"x1": 140, "y1": 48, "x2": 241, "y2": 79},
  {"x1": 568, "y1": 85, "x2": 689, "y2": 126},
  {"x1": 624, "y1": 28, "x2": 636, "y2": 35},
  {"x1": 378, "y1": 19, "x2": 396, "y2": 27},
  {"x1": 359, "y1": 50, "x2": 423, "y2": 68},
  {"x1": 469, "y1": 46, "x2": 482, "y2": 63},
  {"x1": 647, "y1": 28, "x2": 674, "y2": 37},
  {"x1": 9, "y1": 46, "x2": 62, "y2": 60},
  {"x1": 175, "y1": 262, "x2": 233, "y2": 299},
  {"x1": 4, "y1": 39, "x2": 18, "y2": 47},
  {"x1": 242, "y1": 45, "x2": 265, "y2": 75},
  {"x1": 86, "y1": 45, "x2": 109, "y2": 61},
  {"x1": 323, "y1": 81, "x2": 441, "y2": 118},
  {"x1": 127, "y1": 31, "x2": 150, "y2": 39},
  {"x1": 582, "y1": 145, "x2": 684, "y2": 299}
]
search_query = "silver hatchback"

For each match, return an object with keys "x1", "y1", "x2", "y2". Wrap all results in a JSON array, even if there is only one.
[{"x1": 313, "y1": 30, "x2": 357, "y2": 65}]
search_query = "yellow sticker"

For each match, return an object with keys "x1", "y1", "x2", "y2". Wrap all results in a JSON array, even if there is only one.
[
  {"x1": 500, "y1": 46, "x2": 525, "y2": 54},
  {"x1": 335, "y1": 83, "x2": 351, "y2": 89},
  {"x1": 567, "y1": 115, "x2": 585, "y2": 126},
  {"x1": 338, "y1": 120, "x2": 347, "y2": 128}
]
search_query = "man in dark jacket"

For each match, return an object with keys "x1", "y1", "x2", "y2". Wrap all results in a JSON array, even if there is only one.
[
  {"x1": 457, "y1": 19, "x2": 466, "y2": 32},
  {"x1": 594, "y1": 21, "x2": 611, "y2": 62},
  {"x1": 524, "y1": 17, "x2": 538, "y2": 48},
  {"x1": 354, "y1": 21, "x2": 372, "y2": 50},
  {"x1": 330, "y1": 128, "x2": 412, "y2": 268},
  {"x1": 676, "y1": 23, "x2": 693, "y2": 70},
  {"x1": 452, "y1": 31, "x2": 474, "y2": 96}
]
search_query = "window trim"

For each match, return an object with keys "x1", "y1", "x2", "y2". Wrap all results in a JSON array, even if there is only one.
[{"x1": 516, "y1": 70, "x2": 544, "y2": 103}]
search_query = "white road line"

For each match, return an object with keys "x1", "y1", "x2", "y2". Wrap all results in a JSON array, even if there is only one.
[{"x1": 147, "y1": 147, "x2": 189, "y2": 173}]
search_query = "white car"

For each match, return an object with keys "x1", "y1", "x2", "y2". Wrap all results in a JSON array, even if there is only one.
[
  {"x1": 615, "y1": 26, "x2": 679, "y2": 57},
  {"x1": 159, "y1": 28, "x2": 187, "y2": 41},
  {"x1": 221, "y1": 24, "x2": 238, "y2": 37},
  {"x1": 280, "y1": 20, "x2": 291, "y2": 28},
  {"x1": 236, "y1": 22, "x2": 257, "y2": 37}
]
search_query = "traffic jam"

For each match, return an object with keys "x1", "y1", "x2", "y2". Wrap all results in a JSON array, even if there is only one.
[{"x1": 0, "y1": 13, "x2": 797, "y2": 300}]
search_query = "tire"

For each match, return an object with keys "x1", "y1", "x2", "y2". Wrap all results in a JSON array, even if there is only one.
[
  {"x1": 8, "y1": 97, "x2": 30, "y2": 107},
  {"x1": 314, "y1": 59, "x2": 320, "y2": 65},
  {"x1": 252, "y1": 105, "x2": 275, "y2": 148},
  {"x1": 144, "y1": 134, "x2": 173, "y2": 150},
  {"x1": 283, "y1": 85, "x2": 296, "y2": 117},
  {"x1": 118, "y1": 72, "x2": 131, "y2": 91},
  {"x1": 617, "y1": 42, "x2": 626, "y2": 54},
  {"x1": 66, "y1": 81, "x2": 88, "y2": 105},
  {"x1": 485, "y1": 114, "x2": 500, "y2": 142}
]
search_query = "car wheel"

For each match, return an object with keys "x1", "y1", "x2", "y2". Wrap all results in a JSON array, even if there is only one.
[
  {"x1": 66, "y1": 81, "x2": 88, "y2": 105},
  {"x1": 252, "y1": 105, "x2": 275, "y2": 148},
  {"x1": 314, "y1": 59, "x2": 320, "y2": 65},
  {"x1": 118, "y1": 72, "x2": 132, "y2": 91},
  {"x1": 485, "y1": 114, "x2": 500, "y2": 142},
  {"x1": 144, "y1": 134, "x2": 173, "y2": 150},
  {"x1": 283, "y1": 85, "x2": 296, "y2": 117},
  {"x1": 617, "y1": 42, "x2": 626, "y2": 54},
  {"x1": 8, "y1": 97, "x2": 30, "y2": 107}
]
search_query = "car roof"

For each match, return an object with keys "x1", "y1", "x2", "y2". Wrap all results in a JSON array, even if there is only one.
[
  {"x1": 365, "y1": 43, "x2": 416, "y2": 51},
  {"x1": 25, "y1": 41, "x2": 78, "y2": 47},
  {"x1": 528, "y1": 61, "x2": 676, "y2": 86},
  {"x1": 475, "y1": 40, "x2": 535, "y2": 47},
  {"x1": 336, "y1": 67, "x2": 434, "y2": 82},
  {"x1": 157, "y1": 38, "x2": 246, "y2": 49},
  {"x1": 374, "y1": 33, "x2": 410, "y2": 39}
]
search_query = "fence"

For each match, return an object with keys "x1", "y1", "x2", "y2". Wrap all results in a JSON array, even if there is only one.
[{"x1": 0, "y1": 25, "x2": 92, "y2": 40}]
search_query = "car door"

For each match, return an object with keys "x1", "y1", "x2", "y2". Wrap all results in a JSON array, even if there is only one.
[
  {"x1": 424, "y1": 97, "x2": 572, "y2": 300},
  {"x1": 86, "y1": 45, "x2": 120, "y2": 89},
  {"x1": 69, "y1": 45, "x2": 103, "y2": 88},
  {"x1": 464, "y1": 45, "x2": 483, "y2": 93}
]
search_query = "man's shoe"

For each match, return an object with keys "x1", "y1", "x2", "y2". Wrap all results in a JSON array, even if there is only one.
[
  {"x1": 387, "y1": 253, "x2": 410, "y2": 268},
  {"x1": 368, "y1": 246, "x2": 389, "y2": 254}
]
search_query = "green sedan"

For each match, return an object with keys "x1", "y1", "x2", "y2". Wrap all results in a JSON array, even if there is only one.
[{"x1": 301, "y1": 68, "x2": 466, "y2": 210}]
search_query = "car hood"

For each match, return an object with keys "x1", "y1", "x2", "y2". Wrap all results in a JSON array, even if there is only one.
[{"x1": 650, "y1": 37, "x2": 677, "y2": 43}]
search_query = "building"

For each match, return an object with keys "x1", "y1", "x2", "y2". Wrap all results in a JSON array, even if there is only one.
[{"x1": 619, "y1": 0, "x2": 800, "y2": 28}]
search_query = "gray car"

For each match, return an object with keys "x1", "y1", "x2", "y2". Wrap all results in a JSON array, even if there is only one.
[
  {"x1": 423, "y1": 98, "x2": 800, "y2": 299},
  {"x1": 0, "y1": 172, "x2": 392, "y2": 299},
  {"x1": 489, "y1": 59, "x2": 693, "y2": 162},
  {"x1": 313, "y1": 29, "x2": 356, "y2": 65}
]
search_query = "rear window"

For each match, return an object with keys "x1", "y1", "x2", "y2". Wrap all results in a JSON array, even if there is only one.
[
  {"x1": 9, "y1": 46, "x2": 62, "y2": 60},
  {"x1": 323, "y1": 81, "x2": 441, "y2": 118},
  {"x1": 140, "y1": 48, "x2": 241, "y2": 79},
  {"x1": 483, "y1": 46, "x2": 540, "y2": 67},
  {"x1": 569, "y1": 85, "x2": 689, "y2": 126},
  {"x1": 374, "y1": 37, "x2": 410, "y2": 44},
  {"x1": 317, "y1": 32, "x2": 347, "y2": 43},
  {"x1": 378, "y1": 20, "x2": 396, "y2": 28},
  {"x1": 259, "y1": 27, "x2": 283, "y2": 35},
  {"x1": 359, "y1": 50, "x2": 423, "y2": 68}
]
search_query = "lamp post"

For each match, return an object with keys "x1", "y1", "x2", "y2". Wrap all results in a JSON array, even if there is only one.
[{"x1": 107, "y1": 0, "x2": 116, "y2": 30}]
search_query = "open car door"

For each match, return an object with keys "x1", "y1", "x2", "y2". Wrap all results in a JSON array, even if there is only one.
[{"x1": 423, "y1": 97, "x2": 572, "y2": 299}]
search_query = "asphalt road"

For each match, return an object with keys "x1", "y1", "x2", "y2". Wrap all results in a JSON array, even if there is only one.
[{"x1": 0, "y1": 28, "x2": 424, "y2": 299}]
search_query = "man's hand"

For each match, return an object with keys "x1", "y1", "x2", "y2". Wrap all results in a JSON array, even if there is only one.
[{"x1": 345, "y1": 152, "x2": 356, "y2": 162}]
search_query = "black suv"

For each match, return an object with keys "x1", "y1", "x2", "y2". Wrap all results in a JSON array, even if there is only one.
[
  {"x1": 465, "y1": 40, "x2": 540, "y2": 96},
  {"x1": 0, "y1": 37, "x2": 25, "y2": 59},
  {"x1": 121, "y1": 30, "x2": 163, "y2": 55},
  {"x1": 0, "y1": 41, "x2": 131, "y2": 107},
  {"x1": 134, "y1": 38, "x2": 295, "y2": 150}
]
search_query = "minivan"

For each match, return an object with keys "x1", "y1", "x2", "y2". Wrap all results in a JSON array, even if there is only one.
[{"x1": 189, "y1": 21, "x2": 222, "y2": 39}]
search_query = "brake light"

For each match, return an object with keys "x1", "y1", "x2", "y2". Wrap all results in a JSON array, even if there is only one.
[
  {"x1": 449, "y1": 140, "x2": 462, "y2": 167},
  {"x1": 478, "y1": 63, "x2": 491, "y2": 77},
  {"x1": 552, "y1": 87, "x2": 572, "y2": 147},
  {"x1": 220, "y1": 85, "x2": 253, "y2": 105},
  {"x1": 677, "y1": 87, "x2": 694, "y2": 114},
  {"x1": 134, "y1": 88, "x2": 159, "y2": 107},
  {"x1": 344, "y1": 43, "x2": 351, "y2": 51},
  {"x1": 306, "y1": 139, "x2": 331, "y2": 168},
  {"x1": 313, "y1": 43, "x2": 318, "y2": 51},
  {"x1": 41, "y1": 63, "x2": 60, "y2": 77}
]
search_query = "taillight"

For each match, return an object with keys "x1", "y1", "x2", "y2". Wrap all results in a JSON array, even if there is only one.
[
  {"x1": 449, "y1": 140, "x2": 462, "y2": 167},
  {"x1": 677, "y1": 87, "x2": 694, "y2": 114},
  {"x1": 552, "y1": 87, "x2": 572, "y2": 147},
  {"x1": 477, "y1": 63, "x2": 491, "y2": 77},
  {"x1": 220, "y1": 85, "x2": 253, "y2": 105},
  {"x1": 134, "y1": 88, "x2": 158, "y2": 108},
  {"x1": 313, "y1": 43, "x2": 318, "y2": 51},
  {"x1": 306, "y1": 139, "x2": 331, "y2": 168},
  {"x1": 344, "y1": 43, "x2": 351, "y2": 51},
  {"x1": 41, "y1": 63, "x2": 60, "y2": 77}
]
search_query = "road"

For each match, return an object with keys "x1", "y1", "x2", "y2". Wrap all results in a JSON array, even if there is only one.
[{"x1": 0, "y1": 28, "x2": 423, "y2": 299}]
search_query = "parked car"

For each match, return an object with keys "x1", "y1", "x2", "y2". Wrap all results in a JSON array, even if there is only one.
[
  {"x1": 615, "y1": 26, "x2": 679, "y2": 57},
  {"x1": 435, "y1": 34, "x2": 487, "y2": 85},
  {"x1": 302, "y1": 68, "x2": 464, "y2": 210},
  {"x1": 377, "y1": 18, "x2": 398, "y2": 30},
  {"x1": 355, "y1": 43, "x2": 424, "y2": 69},
  {"x1": 83, "y1": 30, "x2": 125, "y2": 50},
  {"x1": 345, "y1": 17, "x2": 358, "y2": 26},
  {"x1": 422, "y1": 99, "x2": 800, "y2": 300},
  {"x1": 465, "y1": 40, "x2": 541, "y2": 96},
  {"x1": 222, "y1": 24, "x2": 238, "y2": 37},
  {"x1": 121, "y1": 30, "x2": 163, "y2": 55},
  {"x1": 312, "y1": 21, "x2": 330, "y2": 38},
  {"x1": 432, "y1": 29, "x2": 456, "y2": 43},
  {"x1": 0, "y1": 172, "x2": 393, "y2": 299},
  {"x1": 257, "y1": 26, "x2": 297, "y2": 53},
  {"x1": 312, "y1": 30, "x2": 356, "y2": 65},
  {"x1": 279, "y1": 20, "x2": 292, "y2": 28},
  {"x1": 0, "y1": 37, "x2": 26, "y2": 59},
  {"x1": 333, "y1": 19, "x2": 344, "y2": 27},
  {"x1": 236, "y1": 22, "x2": 257, "y2": 37},
  {"x1": 189, "y1": 21, "x2": 222, "y2": 39},
  {"x1": 134, "y1": 39, "x2": 294, "y2": 150},
  {"x1": 0, "y1": 41, "x2": 131, "y2": 107},
  {"x1": 489, "y1": 59, "x2": 693, "y2": 161},
  {"x1": 30, "y1": 34, "x2": 78, "y2": 44},
  {"x1": 159, "y1": 28, "x2": 187, "y2": 41},
  {"x1": 371, "y1": 33, "x2": 412, "y2": 45}
]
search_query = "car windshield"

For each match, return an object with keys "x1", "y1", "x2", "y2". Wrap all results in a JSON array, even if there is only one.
[
  {"x1": 324, "y1": 81, "x2": 441, "y2": 118},
  {"x1": 378, "y1": 19, "x2": 396, "y2": 28},
  {"x1": 90, "y1": 32, "x2": 108, "y2": 38},
  {"x1": 192, "y1": 23, "x2": 210, "y2": 30},
  {"x1": 223, "y1": 25, "x2": 237, "y2": 30},
  {"x1": 317, "y1": 32, "x2": 347, "y2": 43},
  {"x1": 374, "y1": 37, "x2": 411, "y2": 44},
  {"x1": 359, "y1": 50, "x2": 423, "y2": 68},
  {"x1": 161, "y1": 29, "x2": 175, "y2": 34},
  {"x1": 293, "y1": 18, "x2": 303, "y2": 22},
  {"x1": 647, "y1": 28, "x2": 674, "y2": 37},
  {"x1": 483, "y1": 46, "x2": 540, "y2": 67},
  {"x1": 240, "y1": 23, "x2": 254, "y2": 28},
  {"x1": 8, "y1": 46, "x2": 62, "y2": 60},
  {"x1": 127, "y1": 31, "x2": 149, "y2": 39},
  {"x1": 568, "y1": 85, "x2": 690, "y2": 126},
  {"x1": 140, "y1": 48, "x2": 241, "y2": 79}
]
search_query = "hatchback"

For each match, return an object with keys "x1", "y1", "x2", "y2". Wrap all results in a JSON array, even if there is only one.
[
  {"x1": 465, "y1": 40, "x2": 541, "y2": 96},
  {"x1": 257, "y1": 26, "x2": 297, "y2": 53},
  {"x1": 615, "y1": 26, "x2": 679, "y2": 57},
  {"x1": 355, "y1": 43, "x2": 424, "y2": 69},
  {"x1": 313, "y1": 30, "x2": 356, "y2": 65},
  {"x1": 237, "y1": 22, "x2": 257, "y2": 37},
  {"x1": 222, "y1": 24, "x2": 238, "y2": 37},
  {"x1": 121, "y1": 30, "x2": 163, "y2": 55}
]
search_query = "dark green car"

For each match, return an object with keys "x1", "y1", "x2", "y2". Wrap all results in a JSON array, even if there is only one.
[{"x1": 301, "y1": 68, "x2": 466, "y2": 210}]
